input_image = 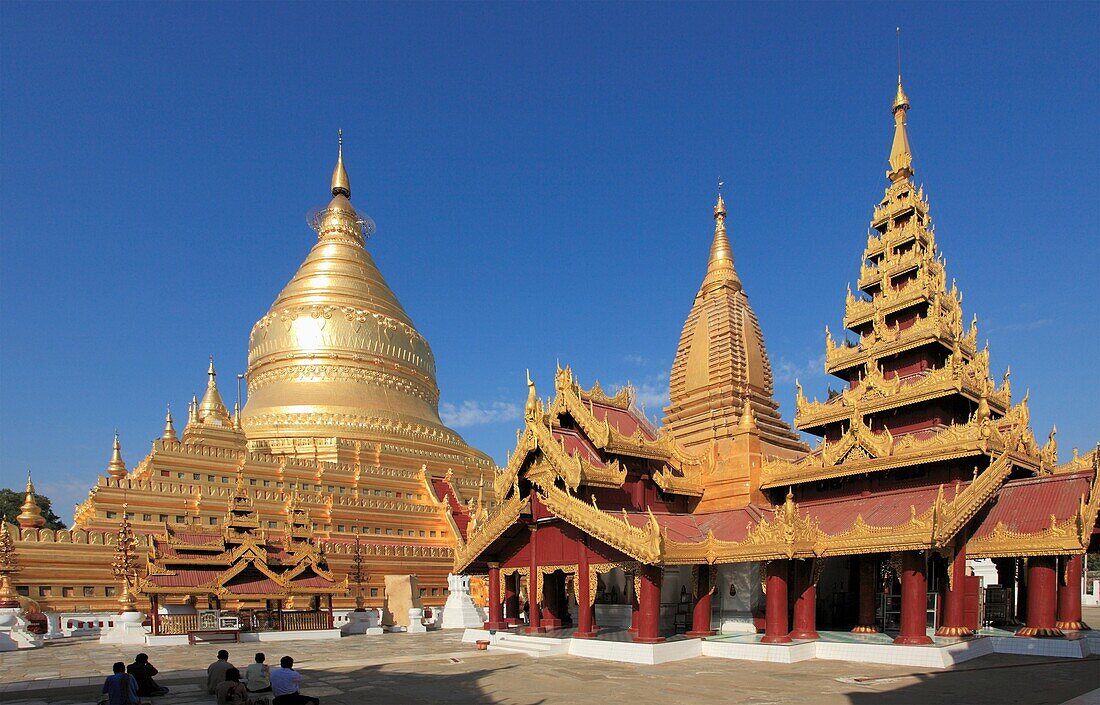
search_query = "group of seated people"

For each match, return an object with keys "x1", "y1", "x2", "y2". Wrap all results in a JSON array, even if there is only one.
[{"x1": 100, "y1": 649, "x2": 319, "y2": 705}]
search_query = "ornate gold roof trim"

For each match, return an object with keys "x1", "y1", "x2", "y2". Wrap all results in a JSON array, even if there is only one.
[
  {"x1": 798, "y1": 348, "x2": 1009, "y2": 430},
  {"x1": 663, "y1": 496, "x2": 818, "y2": 565},
  {"x1": 762, "y1": 409, "x2": 1037, "y2": 489},
  {"x1": 452, "y1": 489, "x2": 528, "y2": 573},
  {"x1": 535, "y1": 482, "x2": 662, "y2": 564}
]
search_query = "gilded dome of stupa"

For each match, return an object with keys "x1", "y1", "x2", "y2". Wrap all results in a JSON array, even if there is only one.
[{"x1": 240, "y1": 135, "x2": 467, "y2": 452}]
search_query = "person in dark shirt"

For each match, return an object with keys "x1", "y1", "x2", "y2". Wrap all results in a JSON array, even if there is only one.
[
  {"x1": 127, "y1": 653, "x2": 170, "y2": 696},
  {"x1": 102, "y1": 662, "x2": 138, "y2": 705}
]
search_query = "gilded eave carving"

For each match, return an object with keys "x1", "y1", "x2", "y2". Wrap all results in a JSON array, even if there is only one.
[
  {"x1": 663, "y1": 495, "x2": 819, "y2": 565},
  {"x1": 452, "y1": 490, "x2": 529, "y2": 573},
  {"x1": 536, "y1": 482, "x2": 663, "y2": 564},
  {"x1": 762, "y1": 404, "x2": 1038, "y2": 489},
  {"x1": 797, "y1": 348, "x2": 1010, "y2": 430}
]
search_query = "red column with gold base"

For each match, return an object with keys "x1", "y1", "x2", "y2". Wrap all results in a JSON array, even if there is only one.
[
  {"x1": 1015, "y1": 556, "x2": 1063, "y2": 637},
  {"x1": 628, "y1": 572, "x2": 639, "y2": 634},
  {"x1": 633, "y1": 565, "x2": 664, "y2": 644},
  {"x1": 1056, "y1": 555, "x2": 1090, "y2": 631},
  {"x1": 790, "y1": 559, "x2": 819, "y2": 640},
  {"x1": 486, "y1": 563, "x2": 507, "y2": 631},
  {"x1": 852, "y1": 556, "x2": 878, "y2": 633},
  {"x1": 761, "y1": 560, "x2": 792, "y2": 644},
  {"x1": 686, "y1": 564, "x2": 716, "y2": 638},
  {"x1": 935, "y1": 544, "x2": 973, "y2": 637},
  {"x1": 894, "y1": 551, "x2": 933, "y2": 645},
  {"x1": 575, "y1": 554, "x2": 597, "y2": 638}
]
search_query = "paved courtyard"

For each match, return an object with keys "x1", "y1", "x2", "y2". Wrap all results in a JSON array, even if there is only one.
[{"x1": 3, "y1": 608, "x2": 1100, "y2": 705}]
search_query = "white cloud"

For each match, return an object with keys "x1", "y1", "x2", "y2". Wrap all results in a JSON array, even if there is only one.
[
  {"x1": 623, "y1": 354, "x2": 647, "y2": 366},
  {"x1": 611, "y1": 371, "x2": 670, "y2": 422},
  {"x1": 774, "y1": 354, "x2": 826, "y2": 384},
  {"x1": 440, "y1": 400, "x2": 522, "y2": 428}
]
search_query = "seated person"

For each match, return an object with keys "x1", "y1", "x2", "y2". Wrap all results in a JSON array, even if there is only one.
[
  {"x1": 207, "y1": 649, "x2": 236, "y2": 694},
  {"x1": 127, "y1": 652, "x2": 169, "y2": 697},
  {"x1": 101, "y1": 661, "x2": 138, "y2": 705},
  {"x1": 270, "y1": 656, "x2": 320, "y2": 705},
  {"x1": 245, "y1": 652, "x2": 272, "y2": 694},
  {"x1": 215, "y1": 667, "x2": 249, "y2": 705}
]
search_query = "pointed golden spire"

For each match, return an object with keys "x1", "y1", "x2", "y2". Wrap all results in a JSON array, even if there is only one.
[
  {"x1": 331, "y1": 129, "x2": 351, "y2": 198},
  {"x1": 702, "y1": 186, "x2": 741, "y2": 293},
  {"x1": 162, "y1": 404, "x2": 178, "y2": 442},
  {"x1": 17, "y1": 471, "x2": 45, "y2": 529},
  {"x1": 197, "y1": 356, "x2": 231, "y2": 425},
  {"x1": 888, "y1": 29, "x2": 914, "y2": 183},
  {"x1": 107, "y1": 433, "x2": 127, "y2": 479}
]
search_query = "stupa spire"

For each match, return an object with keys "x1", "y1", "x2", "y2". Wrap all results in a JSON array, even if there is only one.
[
  {"x1": 107, "y1": 433, "x2": 127, "y2": 479},
  {"x1": 331, "y1": 129, "x2": 351, "y2": 198},
  {"x1": 17, "y1": 471, "x2": 45, "y2": 528},
  {"x1": 162, "y1": 404, "x2": 178, "y2": 442},
  {"x1": 197, "y1": 356, "x2": 231, "y2": 425},
  {"x1": 888, "y1": 29, "x2": 914, "y2": 183},
  {"x1": 701, "y1": 186, "x2": 741, "y2": 293}
]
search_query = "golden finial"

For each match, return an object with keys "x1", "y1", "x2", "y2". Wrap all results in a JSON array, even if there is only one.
[
  {"x1": 524, "y1": 369, "x2": 538, "y2": 420},
  {"x1": 888, "y1": 29, "x2": 914, "y2": 183},
  {"x1": 162, "y1": 404, "x2": 177, "y2": 442},
  {"x1": 17, "y1": 471, "x2": 45, "y2": 529},
  {"x1": 738, "y1": 395, "x2": 756, "y2": 430},
  {"x1": 107, "y1": 432, "x2": 128, "y2": 479},
  {"x1": 331, "y1": 129, "x2": 351, "y2": 198},
  {"x1": 703, "y1": 191, "x2": 740, "y2": 293}
]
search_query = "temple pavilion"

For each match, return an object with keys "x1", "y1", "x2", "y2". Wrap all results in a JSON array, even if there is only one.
[
  {"x1": 140, "y1": 470, "x2": 347, "y2": 637},
  {"x1": 456, "y1": 75, "x2": 1100, "y2": 646}
]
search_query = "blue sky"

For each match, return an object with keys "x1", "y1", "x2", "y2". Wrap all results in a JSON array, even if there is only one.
[{"x1": 2, "y1": 2, "x2": 1097, "y2": 521}]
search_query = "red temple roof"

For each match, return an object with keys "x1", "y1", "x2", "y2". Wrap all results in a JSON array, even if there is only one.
[
  {"x1": 971, "y1": 470, "x2": 1093, "y2": 540},
  {"x1": 799, "y1": 482, "x2": 963, "y2": 536}
]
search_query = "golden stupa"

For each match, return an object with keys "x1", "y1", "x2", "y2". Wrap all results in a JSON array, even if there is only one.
[{"x1": 242, "y1": 132, "x2": 490, "y2": 471}]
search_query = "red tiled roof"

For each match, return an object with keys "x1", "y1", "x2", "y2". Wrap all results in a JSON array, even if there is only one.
[
  {"x1": 799, "y1": 482, "x2": 963, "y2": 536},
  {"x1": 971, "y1": 470, "x2": 1093, "y2": 540},
  {"x1": 225, "y1": 577, "x2": 281, "y2": 594},
  {"x1": 146, "y1": 568, "x2": 221, "y2": 588},
  {"x1": 619, "y1": 508, "x2": 767, "y2": 544},
  {"x1": 589, "y1": 402, "x2": 657, "y2": 440},
  {"x1": 428, "y1": 477, "x2": 471, "y2": 538}
]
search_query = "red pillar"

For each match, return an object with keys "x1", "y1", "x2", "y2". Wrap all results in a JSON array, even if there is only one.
[
  {"x1": 633, "y1": 565, "x2": 664, "y2": 644},
  {"x1": 894, "y1": 551, "x2": 933, "y2": 645},
  {"x1": 327, "y1": 594, "x2": 334, "y2": 629},
  {"x1": 935, "y1": 544, "x2": 973, "y2": 637},
  {"x1": 504, "y1": 573, "x2": 520, "y2": 626},
  {"x1": 686, "y1": 564, "x2": 715, "y2": 637},
  {"x1": 790, "y1": 559, "x2": 819, "y2": 640},
  {"x1": 1057, "y1": 555, "x2": 1090, "y2": 631},
  {"x1": 576, "y1": 557, "x2": 596, "y2": 638},
  {"x1": 486, "y1": 563, "x2": 507, "y2": 630},
  {"x1": 761, "y1": 560, "x2": 792, "y2": 644},
  {"x1": 151, "y1": 595, "x2": 160, "y2": 636},
  {"x1": 853, "y1": 556, "x2": 878, "y2": 633},
  {"x1": 526, "y1": 526, "x2": 544, "y2": 633},
  {"x1": 1017, "y1": 556, "x2": 1064, "y2": 637}
]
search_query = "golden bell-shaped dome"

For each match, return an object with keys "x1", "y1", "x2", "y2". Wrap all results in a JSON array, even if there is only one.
[{"x1": 241, "y1": 136, "x2": 466, "y2": 453}]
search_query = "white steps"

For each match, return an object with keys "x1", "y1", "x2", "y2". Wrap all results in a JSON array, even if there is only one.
[{"x1": 488, "y1": 633, "x2": 569, "y2": 658}]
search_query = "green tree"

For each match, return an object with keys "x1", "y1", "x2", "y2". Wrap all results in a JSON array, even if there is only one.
[{"x1": 0, "y1": 488, "x2": 67, "y2": 529}]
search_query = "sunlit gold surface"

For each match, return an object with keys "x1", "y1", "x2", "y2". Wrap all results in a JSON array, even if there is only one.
[{"x1": 241, "y1": 139, "x2": 487, "y2": 472}]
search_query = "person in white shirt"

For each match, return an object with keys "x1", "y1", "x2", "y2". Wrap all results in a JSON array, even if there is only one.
[
  {"x1": 270, "y1": 656, "x2": 319, "y2": 705},
  {"x1": 245, "y1": 652, "x2": 272, "y2": 695}
]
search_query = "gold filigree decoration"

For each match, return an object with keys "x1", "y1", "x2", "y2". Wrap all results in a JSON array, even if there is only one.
[{"x1": 452, "y1": 489, "x2": 529, "y2": 573}]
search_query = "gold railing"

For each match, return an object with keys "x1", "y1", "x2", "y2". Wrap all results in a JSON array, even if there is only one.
[
  {"x1": 157, "y1": 613, "x2": 199, "y2": 635},
  {"x1": 280, "y1": 611, "x2": 329, "y2": 631}
]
